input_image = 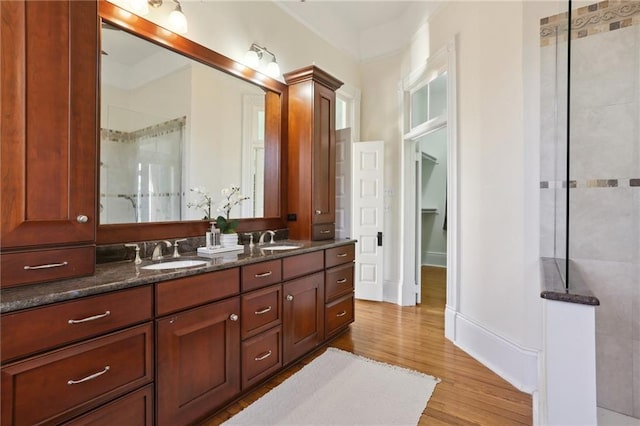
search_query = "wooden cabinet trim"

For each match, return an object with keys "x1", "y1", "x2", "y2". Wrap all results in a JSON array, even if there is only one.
[
  {"x1": 62, "y1": 384, "x2": 154, "y2": 426},
  {"x1": 156, "y1": 268, "x2": 240, "y2": 316},
  {"x1": 1, "y1": 285, "x2": 152, "y2": 363},
  {"x1": 1, "y1": 323, "x2": 153, "y2": 426},
  {"x1": 241, "y1": 284, "x2": 282, "y2": 339},
  {"x1": 282, "y1": 250, "x2": 324, "y2": 281},
  {"x1": 325, "y1": 263, "x2": 354, "y2": 303},
  {"x1": 241, "y1": 259, "x2": 282, "y2": 292},
  {"x1": 325, "y1": 244, "x2": 356, "y2": 269}
]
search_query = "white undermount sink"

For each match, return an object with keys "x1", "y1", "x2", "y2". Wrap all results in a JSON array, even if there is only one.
[
  {"x1": 141, "y1": 259, "x2": 208, "y2": 270},
  {"x1": 261, "y1": 244, "x2": 302, "y2": 251}
]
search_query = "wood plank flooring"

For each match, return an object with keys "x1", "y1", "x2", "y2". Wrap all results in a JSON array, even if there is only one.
[{"x1": 203, "y1": 266, "x2": 532, "y2": 425}]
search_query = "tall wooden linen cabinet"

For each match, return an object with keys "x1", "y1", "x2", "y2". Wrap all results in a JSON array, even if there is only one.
[
  {"x1": 0, "y1": 0, "x2": 98, "y2": 287},
  {"x1": 284, "y1": 66, "x2": 343, "y2": 240}
]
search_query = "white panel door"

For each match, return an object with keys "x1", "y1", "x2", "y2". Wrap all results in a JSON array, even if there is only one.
[
  {"x1": 352, "y1": 141, "x2": 384, "y2": 301},
  {"x1": 335, "y1": 128, "x2": 352, "y2": 239}
]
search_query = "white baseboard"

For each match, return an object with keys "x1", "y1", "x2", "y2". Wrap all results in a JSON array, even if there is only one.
[
  {"x1": 449, "y1": 311, "x2": 538, "y2": 393},
  {"x1": 422, "y1": 251, "x2": 446, "y2": 267},
  {"x1": 444, "y1": 306, "x2": 456, "y2": 341},
  {"x1": 382, "y1": 279, "x2": 401, "y2": 305}
]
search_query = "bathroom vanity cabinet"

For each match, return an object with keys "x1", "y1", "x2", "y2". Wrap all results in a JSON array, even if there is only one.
[
  {"x1": 0, "y1": 243, "x2": 355, "y2": 426},
  {"x1": 0, "y1": 0, "x2": 98, "y2": 288},
  {"x1": 285, "y1": 66, "x2": 344, "y2": 241},
  {"x1": 155, "y1": 269, "x2": 241, "y2": 426},
  {"x1": 0, "y1": 286, "x2": 154, "y2": 425}
]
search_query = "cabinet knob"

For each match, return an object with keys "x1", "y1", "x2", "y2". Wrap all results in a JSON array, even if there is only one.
[
  {"x1": 229, "y1": 314, "x2": 239, "y2": 321},
  {"x1": 76, "y1": 214, "x2": 89, "y2": 223},
  {"x1": 286, "y1": 294, "x2": 294, "y2": 301}
]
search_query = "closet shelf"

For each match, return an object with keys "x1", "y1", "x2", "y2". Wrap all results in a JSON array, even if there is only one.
[
  {"x1": 421, "y1": 152, "x2": 438, "y2": 164},
  {"x1": 421, "y1": 207, "x2": 439, "y2": 214}
]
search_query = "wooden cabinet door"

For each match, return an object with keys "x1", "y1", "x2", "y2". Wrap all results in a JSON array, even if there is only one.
[
  {"x1": 0, "y1": 0, "x2": 97, "y2": 249},
  {"x1": 156, "y1": 298, "x2": 241, "y2": 426},
  {"x1": 282, "y1": 272, "x2": 325, "y2": 365},
  {"x1": 312, "y1": 82, "x2": 336, "y2": 226}
]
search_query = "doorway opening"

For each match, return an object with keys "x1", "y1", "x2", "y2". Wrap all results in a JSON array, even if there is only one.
[{"x1": 401, "y1": 38, "x2": 457, "y2": 340}]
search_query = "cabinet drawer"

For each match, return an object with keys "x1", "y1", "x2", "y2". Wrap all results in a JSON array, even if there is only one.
[
  {"x1": 312, "y1": 223, "x2": 334, "y2": 240},
  {"x1": 1, "y1": 286, "x2": 153, "y2": 363},
  {"x1": 63, "y1": 385, "x2": 154, "y2": 426},
  {"x1": 241, "y1": 285, "x2": 282, "y2": 339},
  {"x1": 241, "y1": 326, "x2": 282, "y2": 390},
  {"x1": 1, "y1": 246, "x2": 95, "y2": 288},
  {"x1": 325, "y1": 294, "x2": 354, "y2": 337},
  {"x1": 156, "y1": 268, "x2": 239, "y2": 316},
  {"x1": 325, "y1": 244, "x2": 355, "y2": 268},
  {"x1": 282, "y1": 250, "x2": 324, "y2": 280},
  {"x1": 241, "y1": 259, "x2": 282, "y2": 292},
  {"x1": 325, "y1": 263, "x2": 354, "y2": 302},
  {"x1": 1, "y1": 323, "x2": 153, "y2": 426}
]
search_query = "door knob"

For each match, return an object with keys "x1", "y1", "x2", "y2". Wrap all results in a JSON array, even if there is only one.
[
  {"x1": 286, "y1": 295, "x2": 294, "y2": 301},
  {"x1": 76, "y1": 215, "x2": 89, "y2": 223}
]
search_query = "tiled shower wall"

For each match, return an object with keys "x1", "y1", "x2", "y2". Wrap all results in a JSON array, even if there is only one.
[{"x1": 540, "y1": 1, "x2": 640, "y2": 418}]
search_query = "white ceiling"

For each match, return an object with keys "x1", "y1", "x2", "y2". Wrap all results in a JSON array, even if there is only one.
[{"x1": 275, "y1": 1, "x2": 444, "y2": 61}]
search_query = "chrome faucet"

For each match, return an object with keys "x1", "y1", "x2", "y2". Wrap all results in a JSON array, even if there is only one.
[
  {"x1": 258, "y1": 230, "x2": 276, "y2": 245},
  {"x1": 152, "y1": 240, "x2": 172, "y2": 261}
]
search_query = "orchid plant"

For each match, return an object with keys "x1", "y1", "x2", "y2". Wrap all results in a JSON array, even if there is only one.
[
  {"x1": 186, "y1": 186, "x2": 213, "y2": 220},
  {"x1": 216, "y1": 186, "x2": 250, "y2": 234}
]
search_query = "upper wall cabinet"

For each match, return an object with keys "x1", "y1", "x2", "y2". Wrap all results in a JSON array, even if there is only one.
[
  {"x1": 0, "y1": 0, "x2": 98, "y2": 287},
  {"x1": 285, "y1": 66, "x2": 343, "y2": 241}
]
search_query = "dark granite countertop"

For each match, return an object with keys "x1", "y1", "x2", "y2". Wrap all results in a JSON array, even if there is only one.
[
  {"x1": 540, "y1": 257, "x2": 600, "y2": 306},
  {"x1": 0, "y1": 239, "x2": 355, "y2": 314}
]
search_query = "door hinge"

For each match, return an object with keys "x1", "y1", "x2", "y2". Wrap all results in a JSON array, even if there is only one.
[{"x1": 377, "y1": 231, "x2": 383, "y2": 246}]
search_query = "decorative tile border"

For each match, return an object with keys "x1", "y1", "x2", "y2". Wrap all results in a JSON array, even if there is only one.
[
  {"x1": 540, "y1": 178, "x2": 640, "y2": 188},
  {"x1": 540, "y1": 0, "x2": 640, "y2": 46},
  {"x1": 101, "y1": 116, "x2": 186, "y2": 143},
  {"x1": 100, "y1": 192, "x2": 184, "y2": 199}
]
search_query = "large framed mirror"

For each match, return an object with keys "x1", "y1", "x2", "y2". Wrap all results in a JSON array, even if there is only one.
[{"x1": 97, "y1": 0, "x2": 287, "y2": 244}]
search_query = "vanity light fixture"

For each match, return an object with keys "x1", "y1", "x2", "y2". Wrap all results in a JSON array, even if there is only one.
[
  {"x1": 244, "y1": 43, "x2": 281, "y2": 78},
  {"x1": 128, "y1": 0, "x2": 188, "y2": 34}
]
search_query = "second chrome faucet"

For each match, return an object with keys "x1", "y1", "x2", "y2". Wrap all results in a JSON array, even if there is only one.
[{"x1": 152, "y1": 240, "x2": 172, "y2": 261}]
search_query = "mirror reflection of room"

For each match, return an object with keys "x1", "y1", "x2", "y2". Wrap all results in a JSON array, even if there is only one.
[{"x1": 100, "y1": 23, "x2": 266, "y2": 224}]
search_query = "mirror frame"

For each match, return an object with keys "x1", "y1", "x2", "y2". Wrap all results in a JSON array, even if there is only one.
[{"x1": 97, "y1": 0, "x2": 288, "y2": 244}]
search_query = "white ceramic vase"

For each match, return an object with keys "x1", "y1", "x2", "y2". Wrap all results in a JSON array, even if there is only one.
[{"x1": 220, "y1": 233, "x2": 238, "y2": 248}]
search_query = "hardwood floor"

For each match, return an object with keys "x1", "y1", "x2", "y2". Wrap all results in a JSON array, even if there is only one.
[{"x1": 203, "y1": 266, "x2": 533, "y2": 425}]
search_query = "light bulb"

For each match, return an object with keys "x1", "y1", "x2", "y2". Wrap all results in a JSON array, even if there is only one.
[
  {"x1": 265, "y1": 60, "x2": 281, "y2": 78},
  {"x1": 168, "y1": 7, "x2": 188, "y2": 34},
  {"x1": 129, "y1": 0, "x2": 149, "y2": 15},
  {"x1": 244, "y1": 50, "x2": 260, "y2": 68}
]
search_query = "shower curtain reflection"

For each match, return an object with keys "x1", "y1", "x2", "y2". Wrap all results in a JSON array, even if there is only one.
[{"x1": 100, "y1": 112, "x2": 185, "y2": 224}]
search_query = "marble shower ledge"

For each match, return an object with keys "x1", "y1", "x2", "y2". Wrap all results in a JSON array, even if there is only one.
[
  {"x1": 0, "y1": 239, "x2": 355, "y2": 314},
  {"x1": 540, "y1": 257, "x2": 600, "y2": 306}
]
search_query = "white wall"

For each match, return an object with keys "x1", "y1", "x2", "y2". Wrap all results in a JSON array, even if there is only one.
[
  {"x1": 107, "y1": 0, "x2": 360, "y2": 89},
  {"x1": 360, "y1": 1, "x2": 547, "y2": 392}
]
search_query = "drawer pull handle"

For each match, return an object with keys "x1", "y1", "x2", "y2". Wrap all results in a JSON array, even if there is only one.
[
  {"x1": 230, "y1": 314, "x2": 239, "y2": 321},
  {"x1": 67, "y1": 366, "x2": 110, "y2": 385},
  {"x1": 23, "y1": 261, "x2": 69, "y2": 270},
  {"x1": 337, "y1": 278, "x2": 348, "y2": 284},
  {"x1": 255, "y1": 350, "x2": 273, "y2": 361},
  {"x1": 337, "y1": 253, "x2": 348, "y2": 258},
  {"x1": 319, "y1": 230, "x2": 331, "y2": 234},
  {"x1": 255, "y1": 306, "x2": 272, "y2": 315},
  {"x1": 68, "y1": 311, "x2": 111, "y2": 324},
  {"x1": 286, "y1": 294, "x2": 294, "y2": 301},
  {"x1": 336, "y1": 311, "x2": 347, "y2": 317},
  {"x1": 255, "y1": 271, "x2": 273, "y2": 278}
]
